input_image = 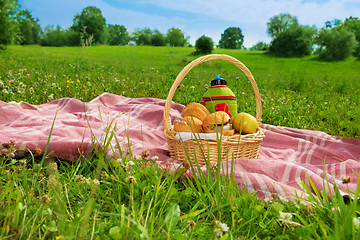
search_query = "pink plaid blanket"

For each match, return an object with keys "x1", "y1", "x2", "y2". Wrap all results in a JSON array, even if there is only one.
[{"x1": 1, "y1": 93, "x2": 359, "y2": 201}]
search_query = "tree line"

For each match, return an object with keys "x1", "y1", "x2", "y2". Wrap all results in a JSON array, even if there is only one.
[{"x1": 1, "y1": 0, "x2": 359, "y2": 60}]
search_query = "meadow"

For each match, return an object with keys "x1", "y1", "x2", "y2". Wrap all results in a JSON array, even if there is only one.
[{"x1": 0, "y1": 45, "x2": 359, "y2": 239}]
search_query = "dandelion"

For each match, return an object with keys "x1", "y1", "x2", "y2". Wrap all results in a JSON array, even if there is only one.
[{"x1": 125, "y1": 176, "x2": 137, "y2": 184}]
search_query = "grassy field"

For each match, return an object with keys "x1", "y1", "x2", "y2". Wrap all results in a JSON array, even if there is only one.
[{"x1": 0, "y1": 45, "x2": 360, "y2": 239}]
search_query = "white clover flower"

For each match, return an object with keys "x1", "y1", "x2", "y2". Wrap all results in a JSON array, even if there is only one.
[
  {"x1": 354, "y1": 217, "x2": 360, "y2": 231},
  {"x1": 217, "y1": 221, "x2": 229, "y2": 232},
  {"x1": 48, "y1": 162, "x2": 58, "y2": 172},
  {"x1": 48, "y1": 94, "x2": 54, "y2": 101},
  {"x1": 190, "y1": 86, "x2": 195, "y2": 90},
  {"x1": 17, "y1": 88, "x2": 25, "y2": 95},
  {"x1": 93, "y1": 178, "x2": 100, "y2": 186},
  {"x1": 2, "y1": 89, "x2": 9, "y2": 94},
  {"x1": 279, "y1": 211, "x2": 303, "y2": 228},
  {"x1": 263, "y1": 195, "x2": 274, "y2": 203},
  {"x1": 125, "y1": 161, "x2": 135, "y2": 174},
  {"x1": 82, "y1": 178, "x2": 91, "y2": 185},
  {"x1": 0, "y1": 80, "x2": 4, "y2": 87},
  {"x1": 151, "y1": 156, "x2": 159, "y2": 161},
  {"x1": 213, "y1": 221, "x2": 229, "y2": 237},
  {"x1": 279, "y1": 211, "x2": 292, "y2": 225}
]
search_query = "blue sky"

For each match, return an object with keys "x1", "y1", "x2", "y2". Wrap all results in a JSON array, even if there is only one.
[{"x1": 18, "y1": 0, "x2": 360, "y2": 48}]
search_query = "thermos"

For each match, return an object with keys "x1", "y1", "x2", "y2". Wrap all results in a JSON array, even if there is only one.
[{"x1": 202, "y1": 75, "x2": 237, "y2": 122}]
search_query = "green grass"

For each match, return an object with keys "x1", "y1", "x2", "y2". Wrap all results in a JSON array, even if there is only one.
[{"x1": 0, "y1": 45, "x2": 360, "y2": 239}]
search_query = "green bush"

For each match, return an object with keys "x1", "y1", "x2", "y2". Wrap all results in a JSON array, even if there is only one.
[
  {"x1": 315, "y1": 28, "x2": 357, "y2": 61},
  {"x1": 249, "y1": 41, "x2": 269, "y2": 51},
  {"x1": 269, "y1": 25, "x2": 315, "y2": 57},
  {"x1": 195, "y1": 35, "x2": 214, "y2": 54},
  {"x1": 41, "y1": 25, "x2": 69, "y2": 47}
]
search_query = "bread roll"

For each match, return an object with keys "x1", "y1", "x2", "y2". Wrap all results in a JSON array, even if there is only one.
[
  {"x1": 202, "y1": 111, "x2": 234, "y2": 136},
  {"x1": 174, "y1": 116, "x2": 203, "y2": 133},
  {"x1": 182, "y1": 102, "x2": 210, "y2": 121}
]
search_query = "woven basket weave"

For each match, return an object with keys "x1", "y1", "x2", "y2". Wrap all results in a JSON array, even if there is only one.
[{"x1": 163, "y1": 54, "x2": 264, "y2": 166}]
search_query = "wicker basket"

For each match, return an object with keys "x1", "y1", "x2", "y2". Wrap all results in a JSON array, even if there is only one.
[{"x1": 163, "y1": 54, "x2": 264, "y2": 166}]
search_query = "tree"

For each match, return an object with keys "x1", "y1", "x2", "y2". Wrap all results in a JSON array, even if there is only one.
[
  {"x1": 132, "y1": 28, "x2": 152, "y2": 45},
  {"x1": 107, "y1": 24, "x2": 129, "y2": 45},
  {"x1": 195, "y1": 35, "x2": 213, "y2": 54},
  {"x1": 16, "y1": 9, "x2": 41, "y2": 45},
  {"x1": 166, "y1": 27, "x2": 187, "y2": 46},
  {"x1": 218, "y1": 27, "x2": 244, "y2": 49},
  {"x1": 267, "y1": 13, "x2": 298, "y2": 38},
  {"x1": 341, "y1": 17, "x2": 360, "y2": 57},
  {"x1": 315, "y1": 28, "x2": 357, "y2": 60},
  {"x1": 269, "y1": 25, "x2": 316, "y2": 57},
  {"x1": 151, "y1": 29, "x2": 166, "y2": 46},
  {"x1": 0, "y1": 0, "x2": 19, "y2": 48},
  {"x1": 325, "y1": 19, "x2": 342, "y2": 29},
  {"x1": 70, "y1": 6, "x2": 106, "y2": 45}
]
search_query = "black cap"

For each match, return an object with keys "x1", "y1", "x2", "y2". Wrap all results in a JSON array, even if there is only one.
[{"x1": 211, "y1": 74, "x2": 227, "y2": 86}]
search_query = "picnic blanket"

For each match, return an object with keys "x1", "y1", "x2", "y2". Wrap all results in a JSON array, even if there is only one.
[{"x1": 1, "y1": 93, "x2": 359, "y2": 201}]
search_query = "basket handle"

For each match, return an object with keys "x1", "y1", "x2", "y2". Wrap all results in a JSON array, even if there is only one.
[{"x1": 163, "y1": 54, "x2": 262, "y2": 139}]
